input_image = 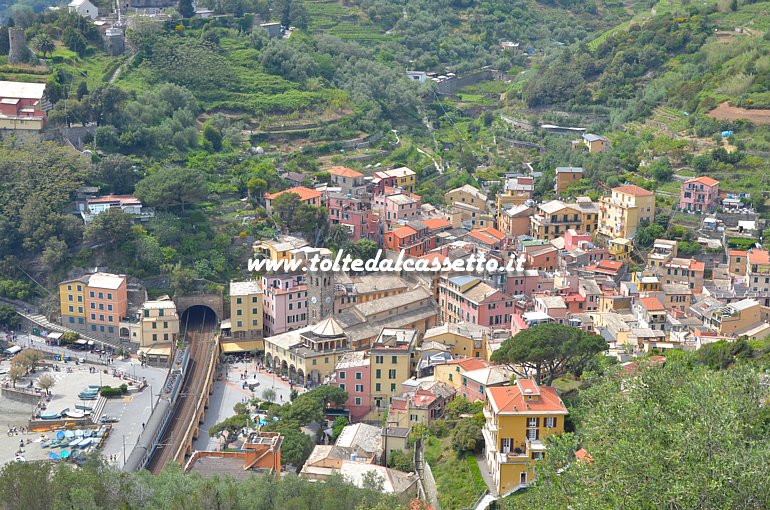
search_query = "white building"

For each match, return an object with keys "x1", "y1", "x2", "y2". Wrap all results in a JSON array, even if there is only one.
[
  {"x1": 68, "y1": 0, "x2": 99, "y2": 19},
  {"x1": 79, "y1": 195, "x2": 154, "y2": 224}
]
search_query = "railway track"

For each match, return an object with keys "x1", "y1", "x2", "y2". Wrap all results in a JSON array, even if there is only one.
[{"x1": 146, "y1": 309, "x2": 215, "y2": 474}]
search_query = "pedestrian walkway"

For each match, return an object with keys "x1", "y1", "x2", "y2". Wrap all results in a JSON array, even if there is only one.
[
  {"x1": 17, "y1": 312, "x2": 121, "y2": 351},
  {"x1": 475, "y1": 453, "x2": 498, "y2": 496}
]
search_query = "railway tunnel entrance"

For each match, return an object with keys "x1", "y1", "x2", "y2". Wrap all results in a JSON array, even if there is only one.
[{"x1": 180, "y1": 305, "x2": 218, "y2": 336}]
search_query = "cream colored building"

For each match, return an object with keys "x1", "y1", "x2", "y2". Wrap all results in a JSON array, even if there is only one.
[
  {"x1": 598, "y1": 185, "x2": 655, "y2": 239},
  {"x1": 133, "y1": 298, "x2": 179, "y2": 365}
]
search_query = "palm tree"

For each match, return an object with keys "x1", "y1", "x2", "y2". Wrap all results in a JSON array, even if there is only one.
[{"x1": 31, "y1": 34, "x2": 55, "y2": 59}]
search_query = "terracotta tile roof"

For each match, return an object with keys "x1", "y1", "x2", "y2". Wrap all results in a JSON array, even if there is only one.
[
  {"x1": 264, "y1": 186, "x2": 322, "y2": 201},
  {"x1": 639, "y1": 296, "x2": 665, "y2": 312},
  {"x1": 486, "y1": 381, "x2": 568, "y2": 415},
  {"x1": 468, "y1": 230, "x2": 498, "y2": 245},
  {"x1": 329, "y1": 166, "x2": 364, "y2": 178},
  {"x1": 422, "y1": 218, "x2": 451, "y2": 230},
  {"x1": 575, "y1": 448, "x2": 594, "y2": 463},
  {"x1": 613, "y1": 184, "x2": 653, "y2": 197},
  {"x1": 390, "y1": 226, "x2": 417, "y2": 239},
  {"x1": 748, "y1": 249, "x2": 770, "y2": 265},
  {"x1": 444, "y1": 357, "x2": 490, "y2": 372},
  {"x1": 686, "y1": 176, "x2": 719, "y2": 187},
  {"x1": 729, "y1": 250, "x2": 747, "y2": 257},
  {"x1": 478, "y1": 226, "x2": 506, "y2": 240}
]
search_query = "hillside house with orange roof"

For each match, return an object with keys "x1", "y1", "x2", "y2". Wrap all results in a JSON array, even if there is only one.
[
  {"x1": 679, "y1": 176, "x2": 719, "y2": 212},
  {"x1": 482, "y1": 380, "x2": 568, "y2": 495},
  {"x1": 264, "y1": 186, "x2": 322, "y2": 215}
]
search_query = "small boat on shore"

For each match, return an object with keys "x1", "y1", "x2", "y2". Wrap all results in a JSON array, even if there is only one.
[
  {"x1": 64, "y1": 410, "x2": 86, "y2": 419},
  {"x1": 48, "y1": 452, "x2": 59, "y2": 462},
  {"x1": 40, "y1": 411, "x2": 60, "y2": 420}
]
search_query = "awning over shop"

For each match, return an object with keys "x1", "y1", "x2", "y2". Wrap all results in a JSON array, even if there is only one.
[
  {"x1": 220, "y1": 341, "x2": 262, "y2": 353},
  {"x1": 47, "y1": 332, "x2": 63, "y2": 340},
  {"x1": 140, "y1": 344, "x2": 173, "y2": 358}
]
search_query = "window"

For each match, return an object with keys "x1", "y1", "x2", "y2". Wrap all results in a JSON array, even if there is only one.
[
  {"x1": 339, "y1": 384, "x2": 345, "y2": 390},
  {"x1": 144, "y1": 310, "x2": 150, "y2": 317},
  {"x1": 164, "y1": 333, "x2": 169, "y2": 341},
  {"x1": 501, "y1": 438, "x2": 511, "y2": 453},
  {"x1": 410, "y1": 414, "x2": 418, "y2": 422},
  {"x1": 375, "y1": 369, "x2": 381, "y2": 379},
  {"x1": 388, "y1": 369, "x2": 396, "y2": 379},
  {"x1": 69, "y1": 317, "x2": 74, "y2": 323},
  {"x1": 375, "y1": 355, "x2": 383, "y2": 364},
  {"x1": 391, "y1": 355, "x2": 398, "y2": 364},
  {"x1": 526, "y1": 428, "x2": 539, "y2": 440},
  {"x1": 375, "y1": 383, "x2": 381, "y2": 392},
  {"x1": 152, "y1": 334, "x2": 157, "y2": 341},
  {"x1": 339, "y1": 371, "x2": 346, "y2": 380},
  {"x1": 354, "y1": 397, "x2": 362, "y2": 406},
  {"x1": 390, "y1": 384, "x2": 396, "y2": 392},
  {"x1": 68, "y1": 306, "x2": 74, "y2": 313},
  {"x1": 531, "y1": 452, "x2": 545, "y2": 460},
  {"x1": 544, "y1": 417, "x2": 557, "y2": 428},
  {"x1": 108, "y1": 304, "x2": 113, "y2": 311},
  {"x1": 236, "y1": 298, "x2": 242, "y2": 304},
  {"x1": 107, "y1": 293, "x2": 112, "y2": 300},
  {"x1": 527, "y1": 417, "x2": 539, "y2": 428},
  {"x1": 355, "y1": 384, "x2": 364, "y2": 392},
  {"x1": 98, "y1": 292, "x2": 103, "y2": 299},
  {"x1": 355, "y1": 372, "x2": 362, "y2": 380}
]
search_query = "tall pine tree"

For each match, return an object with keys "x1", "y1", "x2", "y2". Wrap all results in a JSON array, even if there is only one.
[{"x1": 178, "y1": 0, "x2": 195, "y2": 19}]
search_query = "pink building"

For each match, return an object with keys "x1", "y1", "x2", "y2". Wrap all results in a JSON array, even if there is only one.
[
  {"x1": 438, "y1": 276, "x2": 516, "y2": 328},
  {"x1": 505, "y1": 270, "x2": 549, "y2": 297},
  {"x1": 534, "y1": 295, "x2": 568, "y2": 324},
  {"x1": 525, "y1": 245, "x2": 558, "y2": 272},
  {"x1": 374, "y1": 191, "x2": 421, "y2": 230},
  {"x1": 327, "y1": 193, "x2": 378, "y2": 242},
  {"x1": 328, "y1": 166, "x2": 368, "y2": 197},
  {"x1": 333, "y1": 351, "x2": 371, "y2": 422},
  {"x1": 261, "y1": 273, "x2": 308, "y2": 337},
  {"x1": 679, "y1": 176, "x2": 720, "y2": 212}
]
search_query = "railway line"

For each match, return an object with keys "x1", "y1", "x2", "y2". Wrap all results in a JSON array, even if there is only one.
[{"x1": 146, "y1": 308, "x2": 216, "y2": 474}]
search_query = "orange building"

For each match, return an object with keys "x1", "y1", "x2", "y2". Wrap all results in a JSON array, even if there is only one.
[
  {"x1": 264, "y1": 186, "x2": 322, "y2": 215},
  {"x1": 60, "y1": 272, "x2": 127, "y2": 338},
  {"x1": 184, "y1": 431, "x2": 282, "y2": 479}
]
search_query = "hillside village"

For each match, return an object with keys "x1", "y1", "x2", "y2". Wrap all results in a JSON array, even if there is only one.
[{"x1": 1, "y1": 0, "x2": 770, "y2": 508}]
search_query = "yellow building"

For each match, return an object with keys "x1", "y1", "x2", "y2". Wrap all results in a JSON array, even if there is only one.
[
  {"x1": 370, "y1": 329, "x2": 418, "y2": 409},
  {"x1": 631, "y1": 272, "x2": 661, "y2": 293},
  {"x1": 133, "y1": 298, "x2": 180, "y2": 365},
  {"x1": 608, "y1": 237, "x2": 632, "y2": 262},
  {"x1": 529, "y1": 198, "x2": 599, "y2": 241},
  {"x1": 434, "y1": 358, "x2": 491, "y2": 389},
  {"x1": 264, "y1": 317, "x2": 351, "y2": 387},
  {"x1": 229, "y1": 281, "x2": 264, "y2": 349},
  {"x1": 482, "y1": 380, "x2": 568, "y2": 495},
  {"x1": 598, "y1": 185, "x2": 655, "y2": 239},
  {"x1": 59, "y1": 277, "x2": 88, "y2": 325},
  {"x1": 253, "y1": 235, "x2": 309, "y2": 264},
  {"x1": 423, "y1": 322, "x2": 487, "y2": 359},
  {"x1": 374, "y1": 166, "x2": 417, "y2": 192},
  {"x1": 444, "y1": 184, "x2": 488, "y2": 209}
]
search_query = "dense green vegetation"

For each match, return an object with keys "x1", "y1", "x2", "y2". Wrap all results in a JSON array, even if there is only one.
[
  {"x1": 0, "y1": 460, "x2": 409, "y2": 510},
  {"x1": 506, "y1": 355, "x2": 770, "y2": 509}
]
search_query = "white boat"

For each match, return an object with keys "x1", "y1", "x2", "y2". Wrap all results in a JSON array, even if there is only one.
[
  {"x1": 64, "y1": 410, "x2": 86, "y2": 419},
  {"x1": 69, "y1": 438, "x2": 83, "y2": 447}
]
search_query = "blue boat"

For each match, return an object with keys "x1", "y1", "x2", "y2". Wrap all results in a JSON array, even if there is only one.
[
  {"x1": 55, "y1": 431, "x2": 65, "y2": 440},
  {"x1": 48, "y1": 452, "x2": 60, "y2": 461},
  {"x1": 60, "y1": 450, "x2": 70, "y2": 460},
  {"x1": 78, "y1": 438, "x2": 92, "y2": 448}
]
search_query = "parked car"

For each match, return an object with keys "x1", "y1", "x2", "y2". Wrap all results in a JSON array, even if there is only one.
[{"x1": 99, "y1": 416, "x2": 119, "y2": 424}]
